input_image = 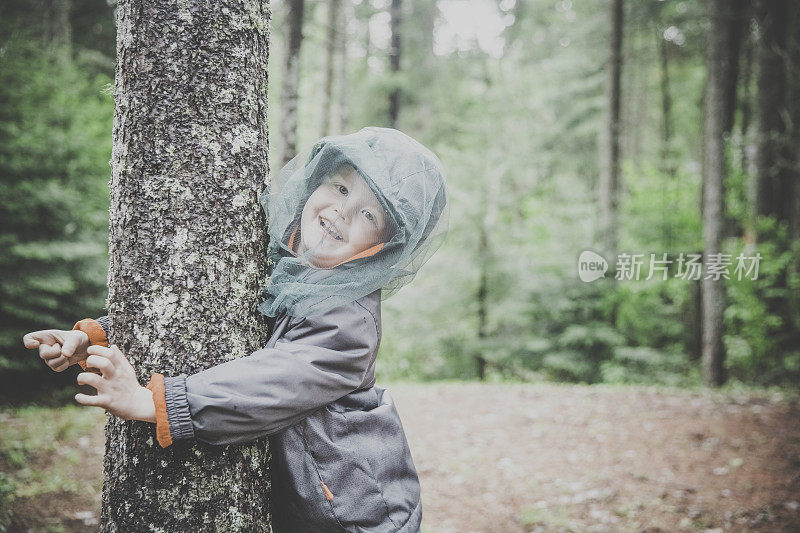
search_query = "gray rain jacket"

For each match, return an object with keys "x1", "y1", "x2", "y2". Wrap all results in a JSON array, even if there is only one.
[{"x1": 94, "y1": 291, "x2": 422, "y2": 533}]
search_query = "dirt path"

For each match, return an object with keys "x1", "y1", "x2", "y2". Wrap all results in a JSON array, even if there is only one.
[
  {"x1": 4, "y1": 383, "x2": 799, "y2": 532},
  {"x1": 389, "y1": 382, "x2": 800, "y2": 533}
]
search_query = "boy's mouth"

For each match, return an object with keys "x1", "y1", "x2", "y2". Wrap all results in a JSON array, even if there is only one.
[{"x1": 319, "y1": 217, "x2": 343, "y2": 241}]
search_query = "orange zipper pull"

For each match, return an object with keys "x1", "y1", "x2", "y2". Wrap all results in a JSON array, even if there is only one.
[{"x1": 320, "y1": 481, "x2": 334, "y2": 501}]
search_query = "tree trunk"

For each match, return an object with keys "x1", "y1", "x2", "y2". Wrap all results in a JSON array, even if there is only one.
[
  {"x1": 721, "y1": 0, "x2": 749, "y2": 241},
  {"x1": 475, "y1": 241, "x2": 488, "y2": 381},
  {"x1": 788, "y1": 8, "x2": 800, "y2": 243},
  {"x1": 657, "y1": 27, "x2": 673, "y2": 176},
  {"x1": 279, "y1": 0, "x2": 305, "y2": 167},
  {"x1": 599, "y1": 0, "x2": 622, "y2": 267},
  {"x1": 320, "y1": 0, "x2": 340, "y2": 137},
  {"x1": 702, "y1": 0, "x2": 738, "y2": 387},
  {"x1": 43, "y1": 0, "x2": 72, "y2": 57},
  {"x1": 103, "y1": 1, "x2": 272, "y2": 530},
  {"x1": 388, "y1": 0, "x2": 401, "y2": 128},
  {"x1": 754, "y1": 0, "x2": 792, "y2": 222},
  {"x1": 722, "y1": 0, "x2": 748, "y2": 136},
  {"x1": 740, "y1": 32, "x2": 753, "y2": 171},
  {"x1": 688, "y1": 269, "x2": 703, "y2": 361},
  {"x1": 657, "y1": 24, "x2": 674, "y2": 250},
  {"x1": 335, "y1": 0, "x2": 350, "y2": 134},
  {"x1": 475, "y1": 157, "x2": 502, "y2": 381},
  {"x1": 739, "y1": 22, "x2": 756, "y2": 240}
]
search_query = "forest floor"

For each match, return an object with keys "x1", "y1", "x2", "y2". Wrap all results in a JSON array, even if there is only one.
[{"x1": 1, "y1": 382, "x2": 799, "y2": 532}]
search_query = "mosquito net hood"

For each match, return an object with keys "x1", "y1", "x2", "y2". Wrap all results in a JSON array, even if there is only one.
[{"x1": 257, "y1": 127, "x2": 450, "y2": 318}]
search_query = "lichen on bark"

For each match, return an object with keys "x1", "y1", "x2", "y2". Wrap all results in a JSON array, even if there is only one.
[{"x1": 102, "y1": 1, "x2": 274, "y2": 531}]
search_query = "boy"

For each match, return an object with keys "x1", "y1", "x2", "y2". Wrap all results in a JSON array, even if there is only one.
[{"x1": 24, "y1": 127, "x2": 449, "y2": 532}]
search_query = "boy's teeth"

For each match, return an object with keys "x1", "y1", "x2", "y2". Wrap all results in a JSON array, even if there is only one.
[{"x1": 320, "y1": 218, "x2": 341, "y2": 240}]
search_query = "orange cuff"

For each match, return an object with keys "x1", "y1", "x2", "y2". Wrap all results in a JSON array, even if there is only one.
[
  {"x1": 145, "y1": 373, "x2": 173, "y2": 448},
  {"x1": 73, "y1": 319, "x2": 109, "y2": 373}
]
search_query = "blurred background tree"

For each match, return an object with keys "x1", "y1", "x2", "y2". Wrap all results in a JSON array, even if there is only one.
[{"x1": 2, "y1": 0, "x2": 799, "y2": 402}]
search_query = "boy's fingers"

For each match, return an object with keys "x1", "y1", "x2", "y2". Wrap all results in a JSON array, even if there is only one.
[
  {"x1": 102, "y1": 345, "x2": 127, "y2": 368},
  {"x1": 23, "y1": 334, "x2": 40, "y2": 349},
  {"x1": 109, "y1": 345, "x2": 126, "y2": 364},
  {"x1": 53, "y1": 358, "x2": 71, "y2": 372},
  {"x1": 75, "y1": 392, "x2": 106, "y2": 408},
  {"x1": 85, "y1": 355, "x2": 113, "y2": 375},
  {"x1": 87, "y1": 345, "x2": 112, "y2": 358},
  {"x1": 77, "y1": 372, "x2": 104, "y2": 390},
  {"x1": 39, "y1": 343, "x2": 62, "y2": 361},
  {"x1": 26, "y1": 330, "x2": 57, "y2": 346},
  {"x1": 61, "y1": 332, "x2": 86, "y2": 357}
]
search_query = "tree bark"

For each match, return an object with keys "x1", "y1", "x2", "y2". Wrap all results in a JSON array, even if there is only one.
[
  {"x1": 702, "y1": 0, "x2": 738, "y2": 387},
  {"x1": 388, "y1": 0, "x2": 401, "y2": 128},
  {"x1": 103, "y1": 1, "x2": 272, "y2": 530},
  {"x1": 279, "y1": 0, "x2": 305, "y2": 167},
  {"x1": 599, "y1": 0, "x2": 622, "y2": 266}
]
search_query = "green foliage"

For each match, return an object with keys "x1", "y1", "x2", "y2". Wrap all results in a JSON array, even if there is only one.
[
  {"x1": 0, "y1": 34, "x2": 112, "y2": 376},
  {"x1": 539, "y1": 289, "x2": 624, "y2": 383},
  {"x1": 600, "y1": 346, "x2": 700, "y2": 387},
  {"x1": 725, "y1": 218, "x2": 800, "y2": 386},
  {"x1": 615, "y1": 281, "x2": 688, "y2": 351},
  {"x1": 621, "y1": 160, "x2": 702, "y2": 253},
  {"x1": 0, "y1": 471, "x2": 14, "y2": 532},
  {"x1": 511, "y1": 279, "x2": 618, "y2": 383},
  {"x1": 542, "y1": 351, "x2": 597, "y2": 383}
]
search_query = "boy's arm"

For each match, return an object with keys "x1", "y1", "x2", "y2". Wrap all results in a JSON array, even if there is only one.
[
  {"x1": 165, "y1": 298, "x2": 379, "y2": 447},
  {"x1": 81, "y1": 299, "x2": 379, "y2": 448}
]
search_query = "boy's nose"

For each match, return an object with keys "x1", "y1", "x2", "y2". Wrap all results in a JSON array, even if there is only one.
[{"x1": 332, "y1": 203, "x2": 353, "y2": 224}]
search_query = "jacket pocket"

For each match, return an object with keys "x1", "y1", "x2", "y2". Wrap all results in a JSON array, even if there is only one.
[{"x1": 302, "y1": 386, "x2": 422, "y2": 532}]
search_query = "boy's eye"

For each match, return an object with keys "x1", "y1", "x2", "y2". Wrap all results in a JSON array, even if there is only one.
[
  {"x1": 363, "y1": 210, "x2": 375, "y2": 222},
  {"x1": 336, "y1": 185, "x2": 348, "y2": 196}
]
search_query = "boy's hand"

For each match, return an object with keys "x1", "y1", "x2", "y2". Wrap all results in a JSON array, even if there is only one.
[
  {"x1": 75, "y1": 345, "x2": 156, "y2": 423},
  {"x1": 23, "y1": 329, "x2": 91, "y2": 372}
]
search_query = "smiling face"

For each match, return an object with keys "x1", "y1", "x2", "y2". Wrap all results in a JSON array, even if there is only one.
[{"x1": 295, "y1": 164, "x2": 390, "y2": 269}]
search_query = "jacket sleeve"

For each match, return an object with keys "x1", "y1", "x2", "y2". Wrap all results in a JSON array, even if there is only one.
[
  {"x1": 162, "y1": 299, "x2": 380, "y2": 446},
  {"x1": 73, "y1": 317, "x2": 110, "y2": 372}
]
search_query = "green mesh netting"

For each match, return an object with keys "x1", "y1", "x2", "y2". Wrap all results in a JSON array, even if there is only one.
[{"x1": 258, "y1": 127, "x2": 450, "y2": 318}]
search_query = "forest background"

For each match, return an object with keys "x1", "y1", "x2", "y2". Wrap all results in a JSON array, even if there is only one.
[
  {"x1": 2, "y1": 0, "x2": 800, "y2": 531},
  {"x1": 1, "y1": 0, "x2": 799, "y2": 399}
]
